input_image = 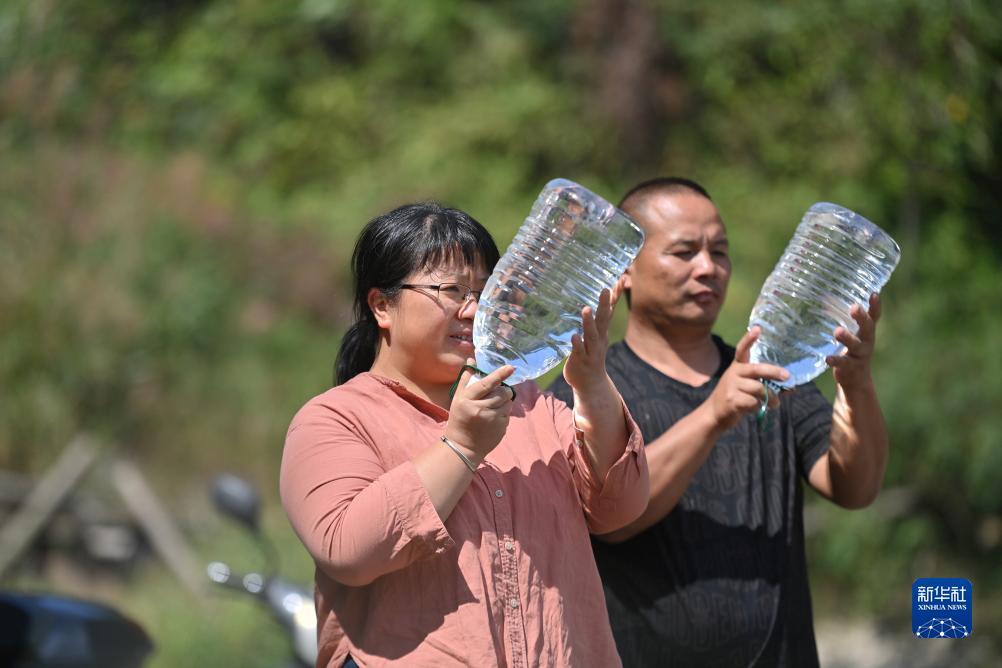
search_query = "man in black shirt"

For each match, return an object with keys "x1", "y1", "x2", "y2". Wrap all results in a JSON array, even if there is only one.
[{"x1": 548, "y1": 177, "x2": 890, "y2": 667}]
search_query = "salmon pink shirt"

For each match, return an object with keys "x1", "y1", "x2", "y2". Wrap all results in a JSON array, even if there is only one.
[{"x1": 280, "y1": 372, "x2": 649, "y2": 667}]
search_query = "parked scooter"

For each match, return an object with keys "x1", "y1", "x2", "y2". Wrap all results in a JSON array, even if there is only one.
[
  {"x1": 206, "y1": 473, "x2": 317, "y2": 668},
  {"x1": 0, "y1": 590, "x2": 153, "y2": 667}
]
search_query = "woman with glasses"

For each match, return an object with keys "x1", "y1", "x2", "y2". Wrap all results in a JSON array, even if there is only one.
[{"x1": 280, "y1": 202, "x2": 649, "y2": 667}]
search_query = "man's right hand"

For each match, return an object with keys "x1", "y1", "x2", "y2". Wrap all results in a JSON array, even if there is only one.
[
  {"x1": 444, "y1": 359, "x2": 515, "y2": 460},
  {"x1": 707, "y1": 327, "x2": 789, "y2": 431}
]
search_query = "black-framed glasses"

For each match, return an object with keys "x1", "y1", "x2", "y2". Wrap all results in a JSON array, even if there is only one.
[{"x1": 399, "y1": 283, "x2": 483, "y2": 306}]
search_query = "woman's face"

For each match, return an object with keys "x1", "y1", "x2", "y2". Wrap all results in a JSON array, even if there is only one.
[{"x1": 376, "y1": 257, "x2": 490, "y2": 387}]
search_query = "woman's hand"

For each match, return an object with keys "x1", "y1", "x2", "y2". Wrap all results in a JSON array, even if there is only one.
[
  {"x1": 562, "y1": 287, "x2": 630, "y2": 478},
  {"x1": 562, "y1": 288, "x2": 615, "y2": 396},
  {"x1": 444, "y1": 360, "x2": 515, "y2": 461}
]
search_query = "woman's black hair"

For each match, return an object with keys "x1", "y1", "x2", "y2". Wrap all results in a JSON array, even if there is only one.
[{"x1": 334, "y1": 202, "x2": 501, "y2": 386}]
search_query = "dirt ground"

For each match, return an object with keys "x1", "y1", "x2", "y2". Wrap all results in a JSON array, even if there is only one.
[{"x1": 815, "y1": 617, "x2": 997, "y2": 668}]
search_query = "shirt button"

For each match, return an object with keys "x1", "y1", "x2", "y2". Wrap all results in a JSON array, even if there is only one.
[
  {"x1": 509, "y1": 597, "x2": 519, "y2": 608},
  {"x1": 505, "y1": 540, "x2": 514, "y2": 551},
  {"x1": 494, "y1": 489, "x2": 504, "y2": 498}
]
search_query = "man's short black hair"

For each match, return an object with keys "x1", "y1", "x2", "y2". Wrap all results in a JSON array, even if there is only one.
[{"x1": 618, "y1": 177, "x2": 712, "y2": 218}]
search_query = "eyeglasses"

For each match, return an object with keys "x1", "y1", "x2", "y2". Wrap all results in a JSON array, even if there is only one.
[{"x1": 399, "y1": 283, "x2": 483, "y2": 306}]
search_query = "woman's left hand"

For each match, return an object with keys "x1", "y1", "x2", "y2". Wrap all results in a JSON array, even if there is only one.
[
  {"x1": 562, "y1": 286, "x2": 616, "y2": 395},
  {"x1": 562, "y1": 284, "x2": 630, "y2": 478}
]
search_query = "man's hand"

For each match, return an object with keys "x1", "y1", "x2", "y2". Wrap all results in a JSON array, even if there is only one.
[
  {"x1": 827, "y1": 293, "x2": 881, "y2": 392},
  {"x1": 808, "y1": 293, "x2": 889, "y2": 509},
  {"x1": 707, "y1": 326, "x2": 789, "y2": 432}
]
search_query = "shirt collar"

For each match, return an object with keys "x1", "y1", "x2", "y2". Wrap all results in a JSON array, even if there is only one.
[{"x1": 362, "y1": 372, "x2": 450, "y2": 420}]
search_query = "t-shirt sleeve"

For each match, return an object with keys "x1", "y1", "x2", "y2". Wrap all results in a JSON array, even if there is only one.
[{"x1": 784, "y1": 381, "x2": 833, "y2": 479}]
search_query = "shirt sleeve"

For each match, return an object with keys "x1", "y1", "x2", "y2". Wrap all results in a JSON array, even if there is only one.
[
  {"x1": 544, "y1": 390, "x2": 649, "y2": 535},
  {"x1": 279, "y1": 399, "x2": 454, "y2": 587},
  {"x1": 784, "y1": 381, "x2": 834, "y2": 479}
]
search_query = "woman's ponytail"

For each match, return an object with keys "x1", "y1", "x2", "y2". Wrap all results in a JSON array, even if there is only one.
[{"x1": 334, "y1": 314, "x2": 379, "y2": 386}]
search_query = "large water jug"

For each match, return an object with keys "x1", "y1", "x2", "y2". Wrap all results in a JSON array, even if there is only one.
[
  {"x1": 474, "y1": 179, "x2": 644, "y2": 384},
  {"x1": 748, "y1": 202, "x2": 900, "y2": 390}
]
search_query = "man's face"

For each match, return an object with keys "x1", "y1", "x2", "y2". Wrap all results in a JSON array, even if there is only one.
[{"x1": 625, "y1": 192, "x2": 731, "y2": 330}]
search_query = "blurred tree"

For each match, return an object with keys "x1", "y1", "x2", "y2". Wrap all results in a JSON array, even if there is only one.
[{"x1": 1, "y1": 0, "x2": 1001, "y2": 652}]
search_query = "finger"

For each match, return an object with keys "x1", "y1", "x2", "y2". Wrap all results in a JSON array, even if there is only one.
[
  {"x1": 465, "y1": 364, "x2": 515, "y2": 399},
  {"x1": 825, "y1": 354, "x2": 857, "y2": 369},
  {"x1": 452, "y1": 359, "x2": 481, "y2": 400},
  {"x1": 850, "y1": 303, "x2": 875, "y2": 342},
  {"x1": 569, "y1": 332, "x2": 585, "y2": 360},
  {"x1": 868, "y1": 293, "x2": 882, "y2": 324},
  {"x1": 609, "y1": 276, "x2": 626, "y2": 309},
  {"x1": 744, "y1": 363, "x2": 790, "y2": 383},
  {"x1": 580, "y1": 305, "x2": 598, "y2": 355},
  {"x1": 735, "y1": 389, "x2": 764, "y2": 415},
  {"x1": 735, "y1": 327, "x2": 760, "y2": 363},
  {"x1": 738, "y1": 376, "x2": 771, "y2": 399},
  {"x1": 594, "y1": 288, "x2": 613, "y2": 335},
  {"x1": 478, "y1": 389, "x2": 515, "y2": 409},
  {"x1": 834, "y1": 327, "x2": 863, "y2": 351}
]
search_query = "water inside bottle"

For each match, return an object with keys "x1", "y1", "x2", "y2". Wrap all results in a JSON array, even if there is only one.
[
  {"x1": 749, "y1": 203, "x2": 900, "y2": 388},
  {"x1": 474, "y1": 179, "x2": 644, "y2": 384}
]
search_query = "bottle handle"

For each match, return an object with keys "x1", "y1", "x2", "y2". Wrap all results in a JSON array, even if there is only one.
[
  {"x1": 756, "y1": 379, "x2": 783, "y2": 429},
  {"x1": 449, "y1": 364, "x2": 516, "y2": 402}
]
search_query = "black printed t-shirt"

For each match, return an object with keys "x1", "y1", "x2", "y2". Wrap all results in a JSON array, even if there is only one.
[{"x1": 548, "y1": 338, "x2": 832, "y2": 667}]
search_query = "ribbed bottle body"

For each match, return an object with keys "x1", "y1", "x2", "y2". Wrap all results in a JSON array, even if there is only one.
[
  {"x1": 474, "y1": 179, "x2": 644, "y2": 384},
  {"x1": 749, "y1": 202, "x2": 900, "y2": 388}
]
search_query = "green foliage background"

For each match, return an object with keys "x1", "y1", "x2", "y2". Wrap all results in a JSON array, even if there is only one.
[{"x1": 2, "y1": 0, "x2": 1001, "y2": 664}]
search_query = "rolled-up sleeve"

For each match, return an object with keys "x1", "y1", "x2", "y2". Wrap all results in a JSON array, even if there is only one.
[
  {"x1": 547, "y1": 393, "x2": 649, "y2": 535},
  {"x1": 280, "y1": 401, "x2": 453, "y2": 587}
]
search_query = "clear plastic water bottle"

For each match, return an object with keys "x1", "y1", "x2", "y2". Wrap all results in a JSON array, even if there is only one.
[
  {"x1": 748, "y1": 202, "x2": 900, "y2": 389},
  {"x1": 474, "y1": 179, "x2": 645, "y2": 384}
]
